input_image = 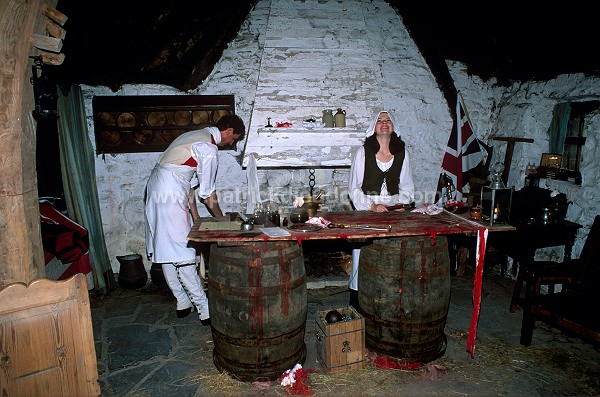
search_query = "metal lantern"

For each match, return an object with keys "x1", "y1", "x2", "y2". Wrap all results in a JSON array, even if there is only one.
[{"x1": 480, "y1": 163, "x2": 512, "y2": 226}]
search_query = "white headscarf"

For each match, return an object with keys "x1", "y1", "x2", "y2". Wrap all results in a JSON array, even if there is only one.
[{"x1": 365, "y1": 110, "x2": 400, "y2": 138}]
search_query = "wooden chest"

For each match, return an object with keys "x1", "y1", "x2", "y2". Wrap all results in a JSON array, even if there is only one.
[{"x1": 315, "y1": 306, "x2": 366, "y2": 373}]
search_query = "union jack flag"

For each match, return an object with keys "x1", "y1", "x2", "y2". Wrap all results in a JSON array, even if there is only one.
[{"x1": 439, "y1": 92, "x2": 484, "y2": 201}]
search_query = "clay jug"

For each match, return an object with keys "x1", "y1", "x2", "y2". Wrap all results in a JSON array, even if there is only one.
[
  {"x1": 334, "y1": 108, "x2": 346, "y2": 127},
  {"x1": 322, "y1": 109, "x2": 334, "y2": 127}
]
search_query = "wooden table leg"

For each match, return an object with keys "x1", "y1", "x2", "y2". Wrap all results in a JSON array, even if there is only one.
[{"x1": 510, "y1": 251, "x2": 534, "y2": 313}]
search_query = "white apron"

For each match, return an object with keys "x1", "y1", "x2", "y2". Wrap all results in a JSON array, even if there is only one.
[{"x1": 145, "y1": 163, "x2": 196, "y2": 263}]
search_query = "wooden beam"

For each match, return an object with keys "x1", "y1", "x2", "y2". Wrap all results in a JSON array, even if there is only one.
[
  {"x1": 41, "y1": 4, "x2": 67, "y2": 26},
  {"x1": 1, "y1": 0, "x2": 57, "y2": 287},
  {"x1": 491, "y1": 137, "x2": 535, "y2": 184},
  {"x1": 45, "y1": 19, "x2": 66, "y2": 39},
  {"x1": 31, "y1": 33, "x2": 62, "y2": 52},
  {"x1": 491, "y1": 137, "x2": 534, "y2": 144},
  {"x1": 39, "y1": 50, "x2": 65, "y2": 65}
]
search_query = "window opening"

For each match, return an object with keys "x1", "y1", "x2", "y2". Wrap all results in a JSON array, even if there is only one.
[{"x1": 547, "y1": 100, "x2": 598, "y2": 184}]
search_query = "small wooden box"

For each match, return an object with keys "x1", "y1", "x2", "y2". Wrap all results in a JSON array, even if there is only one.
[
  {"x1": 316, "y1": 306, "x2": 366, "y2": 373},
  {"x1": 540, "y1": 153, "x2": 562, "y2": 168}
]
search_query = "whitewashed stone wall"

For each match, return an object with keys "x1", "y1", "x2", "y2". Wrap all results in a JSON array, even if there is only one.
[
  {"x1": 449, "y1": 64, "x2": 600, "y2": 260},
  {"x1": 81, "y1": 0, "x2": 600, "y2": 273}
]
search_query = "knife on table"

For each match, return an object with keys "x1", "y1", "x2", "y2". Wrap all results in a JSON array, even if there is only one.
[{"x1": 328, "y1": 224, "x2": 392, "y2": 232}]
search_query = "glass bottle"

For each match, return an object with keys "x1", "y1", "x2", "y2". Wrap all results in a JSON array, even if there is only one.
[{"x1": 254, "y1": 202, "x2": 265, "y2": 225}]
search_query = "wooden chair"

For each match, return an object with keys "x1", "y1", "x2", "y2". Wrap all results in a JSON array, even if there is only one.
[
  {"x1": 510, "y1": 247, "x2": 581, "y2": 313},
  {"x1": 520, "y1": 215, "x2": 600, "y2": 346}
]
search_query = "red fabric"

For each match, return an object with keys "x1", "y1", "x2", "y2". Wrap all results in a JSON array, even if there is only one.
[
  {"x1": 372, "y1": 355, "x2": 423, "y2": 370},
  {"x1": 440, "y1": 92, "x2": 484, "y2": 201},
  {"x1": 41, "y1": 222, "x2": 86, "y2": 262},
  {"x1": 278, "y1": 367, "x2": 316, "y2": 395},
  {"x1": 466, "y1": 227, "x2": 488, "y2": 357},
  {"x1": 40, "y1": 203, "x2": 92, "y2": 278},
  {"x1": 57, "y1": 252, "x2": 91, "y2": 280},
  {"x1": 181, "y1": 156, "x2": 198, "y2": 167}
]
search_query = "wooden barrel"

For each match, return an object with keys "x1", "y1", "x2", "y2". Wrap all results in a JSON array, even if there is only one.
[
  {"x1": 209, "y1": 241, "x2": 307, "y2": 381},
  {"x1": 358, "y1": 235, "x2": 451, "y2": 363}
]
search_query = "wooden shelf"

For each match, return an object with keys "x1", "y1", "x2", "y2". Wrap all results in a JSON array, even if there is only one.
[{"x1": 92, "y1": 95, "x2": 236, "y2": 154}]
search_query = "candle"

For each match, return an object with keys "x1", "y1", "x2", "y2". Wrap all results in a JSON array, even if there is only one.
[{"x1": 470, "y1": 206, "x2": 481, "y2": 220}]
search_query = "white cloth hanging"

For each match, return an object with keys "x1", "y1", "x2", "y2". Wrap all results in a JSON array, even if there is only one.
[{"x1": 246, "y1": 154, "x2": 262, "y2": 214}]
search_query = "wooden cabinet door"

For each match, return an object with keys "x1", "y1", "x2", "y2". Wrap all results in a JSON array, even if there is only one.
[{"x1": 0, "y1": 274, "x2": 100, "y2": 397}]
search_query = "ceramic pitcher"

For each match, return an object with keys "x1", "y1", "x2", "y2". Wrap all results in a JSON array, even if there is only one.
[
  {"x1": 322, "y1": 109, "x2": 334, "y2": 127},
  {"x1": 334, "y1": 108, "x2": 346, "y2": 127}
]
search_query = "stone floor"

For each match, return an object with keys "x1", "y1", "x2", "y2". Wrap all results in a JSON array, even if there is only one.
[{"x1": 90, "y1": 274, "x2": 600, "y2": 396}]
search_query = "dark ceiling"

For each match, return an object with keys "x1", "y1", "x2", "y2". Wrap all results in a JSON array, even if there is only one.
[
  {"x1": 48, "y1": 1, "x2": 600, "y2": 92},
  {"x1": 395, "y1": 3, "x2": 600, "y2": 86},
  {"x1": 49, "y1": 0, "x2": 258, "y2": 92}
]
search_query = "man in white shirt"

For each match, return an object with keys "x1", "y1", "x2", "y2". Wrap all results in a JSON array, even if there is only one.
[{"x1": 144, "y1": 115, "x2": 245, "y2": 325}]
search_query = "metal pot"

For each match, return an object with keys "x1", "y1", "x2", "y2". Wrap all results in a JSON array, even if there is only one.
[
  {"x1": 241, "y1": 220, "x2": 254, "y2": 230},
  {"x1": 302, "y1": 194, "x2": 322, "y2": 218},
  {"x1": 289, "y1": 208, "x2": 309, "y2": 224}
]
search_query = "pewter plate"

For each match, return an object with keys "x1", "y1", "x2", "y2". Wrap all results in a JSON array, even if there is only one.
[{"x1": 287, "y1": 223, "x2": 322, "y2": 232}]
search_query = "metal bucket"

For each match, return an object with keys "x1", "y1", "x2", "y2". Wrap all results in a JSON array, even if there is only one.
[
  {"x1": 117, "y1": 254, "x2": 148, "y2": 289},
  {"x1": 208, "y1": 241, "x2": 307, "y2": 381},
  {"x1": 358, "y1": 235, "x2": 451, "y2": 363}
]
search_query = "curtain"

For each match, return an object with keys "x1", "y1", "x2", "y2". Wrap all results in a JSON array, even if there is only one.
[
  {"x1": 548, "y1": 102, "x2": 571, "y2": 155},
  {"x1": 56, "y1": 85, "x2": 118, "y2": 296}
]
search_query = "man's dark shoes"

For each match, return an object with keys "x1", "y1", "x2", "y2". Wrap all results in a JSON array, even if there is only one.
[
  {"x1": 200, "y1": 318, "x2": 211, "y2": 326},
  {"x1": 176, "y1": 307, "x2": 192, "y2": 318}
]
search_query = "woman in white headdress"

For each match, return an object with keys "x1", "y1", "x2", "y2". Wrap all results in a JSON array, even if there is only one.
[{"x1": 347, "y1": 110, "x2": 415, "y2": 307}]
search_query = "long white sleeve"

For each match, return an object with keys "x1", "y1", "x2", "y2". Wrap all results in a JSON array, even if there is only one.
[
  {"x1": 191, "y1": 142, "x2": 218, "y2": 199},
  {"x1": 348, "y1": 147, "x2": 371, "y2": 210},
  {"x1": 397, "y1": 150, "x2": 415, "y2": 204}
]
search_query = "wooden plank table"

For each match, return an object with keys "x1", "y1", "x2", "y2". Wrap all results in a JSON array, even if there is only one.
[
  {"x1": 188, "y1": 209, "x2": 515, "y2": 358},
  {"x1": 188, "y1": 210, "x2": 513, "y2": 243}
]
